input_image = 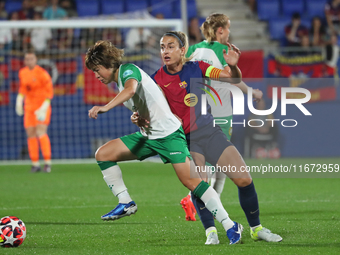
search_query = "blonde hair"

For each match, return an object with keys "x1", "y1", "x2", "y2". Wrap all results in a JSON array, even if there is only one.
[
  {"x1": 201, "y1": 13, "x2": 229, "y2": 43},
  {"x1": 85, "y1": 40, "x2": 124, "y2": 73},
  {"x1": 162, "y1": 31, "x2": 192, "y2": 64}
]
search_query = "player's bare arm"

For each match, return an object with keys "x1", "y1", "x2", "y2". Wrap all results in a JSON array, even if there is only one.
[
  {"x1": 232, "y1": 81, "x2": 263, "y2": 102},
  {"x1": 89, "y1": 80, "x2": 138, "y2": 119}
]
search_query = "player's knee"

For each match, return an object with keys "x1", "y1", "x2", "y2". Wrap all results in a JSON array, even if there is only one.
[
  {"x1": 95, "y1": 146, "x2": 119, "y2": 162},
  {"x1": 95, "y1": 147, "x2": 107, "y2": 161},
  {"x1": 234, "y1": 177, "x2": 252, "y2": 188}
]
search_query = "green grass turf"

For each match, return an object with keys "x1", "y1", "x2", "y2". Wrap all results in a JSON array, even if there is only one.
[{"x1": 1, "y1": 158, "x2": 339, "y2": 254}]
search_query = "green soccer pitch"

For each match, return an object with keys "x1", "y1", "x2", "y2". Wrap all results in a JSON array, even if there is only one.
[{"x1": 1, "y1": 158, "x2": 339, "y2": 255}]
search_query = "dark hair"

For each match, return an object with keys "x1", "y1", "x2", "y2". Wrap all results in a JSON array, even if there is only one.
[
  {"x1": 310, "y1": 16, "x2": 326, "y2": 35},
  {"x1": 292, "y1": 12, "x2": 301, "y2": 20},
  {"x1": 85, "y1": 40, "x2": 124, "y2": 72}
]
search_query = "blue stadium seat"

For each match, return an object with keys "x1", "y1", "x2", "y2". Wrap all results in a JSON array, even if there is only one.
[
  {"x1": 5, "y1": 0, "x2": 22, "y2": 14},
  {"x1": 76, "y1": 0, "x2": 99, "y2": 17},
  {"x1": 150, "y1": 0, "x2": 174, "y2": 18},
  {"x1": 173, "y1": 0, "x2": 197, "y2": 19},
  {"x1": 282, "y1": 0, "x2": 305, "y2": 17},
  {"x1": 306, "y1": 0, "x2": 327, "y2": 19},
  {"x1": 301, "y1": 19, "x2": 311, "y2": 30},
  {"x1": 100, "y1": 0, "x2": 124, "y2": 15},
  {"x1": 257, "y1": 0, "x2": 280, "y2": 21},
  {"x1": 269, "y1": 17, "x2": 291, "y2": 41},
  {"x1": 126, "y1": 0, "x2": 148, "y2": 13}
]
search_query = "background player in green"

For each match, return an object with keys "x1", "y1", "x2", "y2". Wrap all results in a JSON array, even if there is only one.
[
  {"x1": 180, "y1": 13, "x2": 281, "y2": 244},
  {"x1": 85, "y1": 40, "x2": 243, "y2": 244}
]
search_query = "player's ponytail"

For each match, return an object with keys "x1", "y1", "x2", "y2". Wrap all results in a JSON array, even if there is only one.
[
  {"x1": 85, "y1": 40, "x2": 124, "y2": 73},
  {"x1": 201, "y1": 13, "x2": 229, "y2": 43},
  {"x1": 162, "y1": 31, "x2": 192, "y2": 64}
]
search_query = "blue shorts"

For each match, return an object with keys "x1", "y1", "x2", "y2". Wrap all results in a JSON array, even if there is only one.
[{"x1": 186, "y1": 124, "x2": 233, "y2": 166}]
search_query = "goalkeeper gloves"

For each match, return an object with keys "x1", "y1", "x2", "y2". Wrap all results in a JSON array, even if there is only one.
[
  {"x1": 15, "y1": 93, "x2": 24, "y2": 116},
  {"x1": 35, "y1": 99, "x2": 50, "y2": 121}
]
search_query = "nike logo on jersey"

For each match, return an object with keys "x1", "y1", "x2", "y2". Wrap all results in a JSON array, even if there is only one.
[{"x1": 164, "y1": 82, "x2": 171, "y2": 87}]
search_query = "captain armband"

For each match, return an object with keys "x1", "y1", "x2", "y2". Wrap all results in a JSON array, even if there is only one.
[{"x1": 205, "y1": 66, "x2": 222, "y2": 80}]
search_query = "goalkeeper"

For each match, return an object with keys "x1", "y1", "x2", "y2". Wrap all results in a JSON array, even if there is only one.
[{"x1": 16, "y1": 50, "x2": 53, "y2": 173}]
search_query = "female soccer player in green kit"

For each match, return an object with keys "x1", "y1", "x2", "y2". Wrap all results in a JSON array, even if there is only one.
[{"x1": 86, "y1": 40, "x2": 243, "y2": 245}]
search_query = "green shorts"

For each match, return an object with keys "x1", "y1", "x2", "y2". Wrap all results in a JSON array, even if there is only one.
[
  {"x1": 214, "y1": 116, "x2": 232, "y2": 140},
  {"x1": 120, "y1": 127, "x2": 191, "y2": 164}
]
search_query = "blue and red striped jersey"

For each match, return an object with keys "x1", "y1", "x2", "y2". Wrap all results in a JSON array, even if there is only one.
[{"x1": 151, "y1": 61, "x2": 214, "y2": 134}]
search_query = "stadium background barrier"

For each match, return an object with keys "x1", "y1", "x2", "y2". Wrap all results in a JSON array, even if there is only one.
[
  {"x1": 1, "y1": 19, "x2": 340, "y2": 160},
  {"x1": 0, "y1": 18, "x2": 182, "y2": 160}
]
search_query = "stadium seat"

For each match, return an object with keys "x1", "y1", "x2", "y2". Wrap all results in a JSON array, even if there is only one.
[
  {"x1": 100, "y1": 0, "x2": 124, "y2": 15},
  {"x1": 150, "y1": 0, "x2": 174, "y2": 19},
  {"x1": 5, "y1": 0, "x2": 22, "y2": 14},
  {"x1": 281, "y1": 0, "x2": 305, "y2": 17},
  {"x1": 301, "y1": 19, "x2": 311, "y2": 30},
  {"x1": 126, "y1": 0, "x2": 148, "y2": 13},
  {"x1": 256, "y1": 0, "x2": 280, "y2": 21},
  {"x1": 269, "y1": 17, "x2": 291, "y2": 41},
  {"x1": 76, "y1": 0, "x2": 99, "y2": 17},
  {"x1": 305, "y1": 0, "x2": 327, "y2": 19},
  {"x1": 173, "y1": 0, "x2": 198, "y2": 19}
]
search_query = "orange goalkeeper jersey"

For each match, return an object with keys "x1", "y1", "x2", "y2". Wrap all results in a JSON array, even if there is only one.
[{"x1": 18, "y1": 65, "x2": 53, "y2": 111}]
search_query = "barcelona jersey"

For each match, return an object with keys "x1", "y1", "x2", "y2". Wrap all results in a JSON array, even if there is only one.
[{"x1": 151, "y1": 61, "x2": 215, "y2": 134}]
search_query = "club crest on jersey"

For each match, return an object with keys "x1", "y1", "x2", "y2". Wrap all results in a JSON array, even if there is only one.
[
  {"x1": 179, "y1": 81, "x2": 187, "y2": 89},
  {"x1": 184, "y1": 93, "x2": 198, "y2": 107},
  {"x1": 123, "y1": 70, "x2": 133, "y2": 78}
]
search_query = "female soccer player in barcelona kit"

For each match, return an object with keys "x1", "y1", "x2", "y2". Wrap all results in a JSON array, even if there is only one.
[
  {"x1": 144, "y1": 30, "x2": 282, "y2": 244},
  {"x1": 185, "y1": 13, "x2": 263, "y2": 199},
  {"x1": 16, "y1": 50, "x2": 53, "y2": 173},
  {"x1": 85, "y1": 40, "x2": 244, "y2": 245}
]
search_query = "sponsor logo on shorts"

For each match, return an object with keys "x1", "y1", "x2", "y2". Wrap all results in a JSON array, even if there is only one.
[{"x1": 170, "y1": 152, "x2": 182, "y2": 155}]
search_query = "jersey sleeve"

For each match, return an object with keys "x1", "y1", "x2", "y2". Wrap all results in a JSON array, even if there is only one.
[
  {"x1": 18, "y1": 69, "x2": 26, "y2": 95},
  {"x1": 120, "y1": 63, "x2": 142, "y2": 87},
  {"x1": 40, "y1": 69, "x2": 53, "y2": 100},
  {"x1": 198, "y1": 61, "x2": 222, "y2": 79}
]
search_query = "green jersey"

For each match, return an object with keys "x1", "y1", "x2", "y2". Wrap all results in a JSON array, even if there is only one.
[
  {"x1": 117, "y1": 63, "x2": 181, "y2": 139},
  {"x1": 187, "y1": 41, "x2": 232, "y2": 117}
]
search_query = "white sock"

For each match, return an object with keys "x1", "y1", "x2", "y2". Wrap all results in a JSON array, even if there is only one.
[
  {"x1": 200, "y1": 186, "x2": 234, "y2": 231},
  {"x1": 102, "y1": 165, "x2": 132, "y2": 203},
  {"x1": 117, "y1": 190, "x2": 132, "y2": 204},
  {"x1": 205, "y1": 226, "x2": 217, "y2": 236},
  {"x1": 44, "y1": 160, "x2": 51, "y2": 166},
  {"x1": 32, "y1": 161, "x2": 39, "y2": 167},
  {"x1": 213, "y1": 174, "x2": 226, "y2": 197}
]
